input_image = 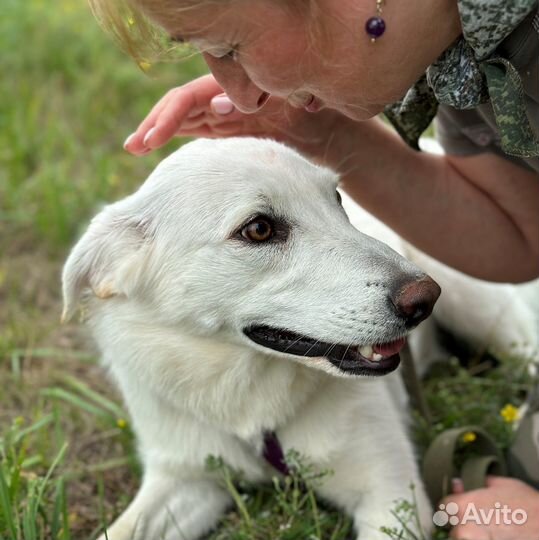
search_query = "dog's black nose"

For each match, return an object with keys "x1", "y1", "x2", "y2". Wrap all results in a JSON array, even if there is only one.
[{"x1": 390, "y1": 276, "x2": 441, "y2": 327}]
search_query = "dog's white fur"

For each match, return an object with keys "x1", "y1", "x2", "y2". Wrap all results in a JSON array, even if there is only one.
[{"x1": 63, "y1": 138, "x2": 439, "y2": 540}]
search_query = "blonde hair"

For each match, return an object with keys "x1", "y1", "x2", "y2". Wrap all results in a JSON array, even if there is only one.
[
  {"x1": 88, "y1": 0, "x2": 198, "y2": 63},
  {"x1": 89, "y1": 0, "x2": 321, "y2": 65}
]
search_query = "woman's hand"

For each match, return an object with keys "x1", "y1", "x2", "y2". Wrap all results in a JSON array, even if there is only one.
[
  {"x1": 123, "y1": 74, "x2": 341, "y2": 158},
  {"x1": 443, "y1": 476, "x2": 539, "y2": 539}
]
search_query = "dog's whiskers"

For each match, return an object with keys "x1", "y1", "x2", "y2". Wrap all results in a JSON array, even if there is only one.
[
  {"x1": 282, "y1": 336, "x2": 306, "y2": 353},
  {"x1": 324, "y1": 343, "x2": 338, "y2": 359},
  {"x1": 338, "y1": 343, "x2": 353, "y2": 370},
  {"x1": 303, "y1": 339, "x2": 321, "y2": 357}
]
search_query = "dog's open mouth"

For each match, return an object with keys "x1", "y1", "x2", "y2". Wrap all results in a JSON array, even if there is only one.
[{"x1": 243, "y1": 325, "x2": 405, "y2": 376}]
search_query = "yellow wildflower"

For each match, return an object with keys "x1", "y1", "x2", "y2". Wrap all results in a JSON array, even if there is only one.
[
  {"x1": 117, "y1": 418, "x2": 128, "y2": 429},
  {"x1": 138, "y1": 61, "x2": 152, "y2": 72},
  {"x1": 500, "y1": 404, "x2": 519, "y2": 423},
  {"x1": 462, "y1": 431, "x2": 476, "y2": 443}
]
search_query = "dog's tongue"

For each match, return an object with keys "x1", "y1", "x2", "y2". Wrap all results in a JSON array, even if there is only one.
[{"x1": 373, "y1": 337, "x2": 406, "y2": 357}]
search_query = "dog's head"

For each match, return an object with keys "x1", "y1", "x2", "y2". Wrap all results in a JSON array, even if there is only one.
[{"x1": 63, "y1": 138, "x2": 440, "y2": 377}]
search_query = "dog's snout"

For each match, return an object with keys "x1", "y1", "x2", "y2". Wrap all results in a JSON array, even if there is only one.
[{"x1": 390, "y1": 276, "x2": 441, "y2": 327}]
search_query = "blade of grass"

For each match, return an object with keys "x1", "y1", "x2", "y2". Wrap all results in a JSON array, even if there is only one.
[
  {"x1": 34, "y1": 442, "x2": 68, "y2": 512},
  {"x1": 61, "y1": 375, "x2": 125, "y2": 419},
  {"x1": 51, "y1": 476, "x2": 69, "y2": 540},
  {"x1": 12, "y1": 414, "x2": 54, "y2": 445},
  {"x1": 307, "y1": 488, "x2": 321, "y2": 540},
  {"x1": 21, "y1": 455, "x2": 43, "y2": 469},
  {"x1": 0, "y1": 467, "x2": 18, "y2": 540},
  {"x1": 22, "y1": 478, "x2": 38, "y2": 540},
  {"x1": 10, "y1": 351, "x2": 22, "y2": 381},
  {"x1": 9, "y1": 348, "x2": 95, "y2": 362},
  {"x1": 40, "y1": 388, "x2": 114, "y2": 421},
  {"x1": 165, "y1": 506, "x2": 187, "y2": 540},
  {"x1": 63, "y1": 457, "x2": 134, "y2": 482}
]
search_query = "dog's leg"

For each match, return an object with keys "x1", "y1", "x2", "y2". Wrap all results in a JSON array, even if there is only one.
[
  {"x1": 98, "y1": 468, "x2": 231, "y2": 540},
  {"x1": 317, "y1": 456, "x2": 432, "y2": 540},
  {"x1": 351, "y1": 491, "x2": 432, "y2": 540},
  {"x1": 284, "y1": 378, "x2": 432, "y2": 540}
]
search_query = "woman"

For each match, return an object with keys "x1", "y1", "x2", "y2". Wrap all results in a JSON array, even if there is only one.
[
  {"x1": 91, "y1": 0, "x2": 539, "y2": 537},
  {"x1": 101, "y1": 0, "x2": 539, "y2": 284}
]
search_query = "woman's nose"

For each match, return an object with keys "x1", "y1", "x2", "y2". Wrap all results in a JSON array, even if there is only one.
[{"x1": 203, "y1": 53, "x2": 270, "y2": 114}]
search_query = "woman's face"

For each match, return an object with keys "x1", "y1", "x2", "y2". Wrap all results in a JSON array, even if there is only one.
[{"x1": 147, "y1": 0, "x2": 460, "y2": 121}]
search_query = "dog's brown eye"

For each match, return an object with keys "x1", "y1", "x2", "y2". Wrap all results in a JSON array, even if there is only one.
[{"x1": 241, "y1": 218, "x2": 274, "y2": 242}]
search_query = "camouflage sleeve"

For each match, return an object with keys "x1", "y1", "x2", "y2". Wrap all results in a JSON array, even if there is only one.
[
  {"x1": 435, "y1": 104, "x2": 538, "y2": 172},
  {"x1": 435, "y1": 105, "x2": 497, "y2": 156}
]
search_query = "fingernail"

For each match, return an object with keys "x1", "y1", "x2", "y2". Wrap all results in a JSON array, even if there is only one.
[
  {"x1": 123, "y1": 132, "x2": 136, "y2": 149},
  {"x1": 452, "y1": 477, "x2": 464, "y2": 493},
  {"x1": 211, "y1": 95, "x2": 235, "y2": 115},
  {"x1": 143, "y1": 127, "x2": 156, "y2": 147}
]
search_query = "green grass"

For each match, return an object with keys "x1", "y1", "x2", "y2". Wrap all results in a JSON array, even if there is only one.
[
  {"x1": 0, "y1": 1, "x2": 536, "y2": 539},
  {"x1": 0, "y1": 367, "x2": 137, "y2": 539},
  {"x1": 205, "y1": 452, "x2": 354, "y2": 540},
  {"x1": 0, "y1": 0, "x2": 206, "y2": 255},
  {"x1": 414, "y1": 354, "x2": 534, "y2": 457},
  {"x1": 0, "y1": 1, "x2": 205, "y2": 537}
]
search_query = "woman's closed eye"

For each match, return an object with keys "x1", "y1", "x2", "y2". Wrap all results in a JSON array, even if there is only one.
[
  {"x1": 169, "y1": 34, "x2": 239, "y2": 62},
  {"x1": 213, "y1": 47, "x2": 239, "y2": 62}
]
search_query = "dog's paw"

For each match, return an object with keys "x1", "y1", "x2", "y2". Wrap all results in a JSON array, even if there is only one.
[
  {"x1": 96, "y1": 512, "x2": 147, "y2": 540},
  {"x1": 96, "y1": 476, "x2": 232, "y2": 540},
  {"x1": 353, "y1": 492, "x2": 432, "y2": 540}
]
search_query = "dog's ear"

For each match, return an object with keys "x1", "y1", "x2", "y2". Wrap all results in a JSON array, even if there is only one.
[{"x1": 61, "y1": 211, "x2": 150, "y2": 323}]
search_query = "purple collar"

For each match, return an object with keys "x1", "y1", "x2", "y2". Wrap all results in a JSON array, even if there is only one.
[{"x1": 262, "y1": 431, "x2": 290, "y2": 476}]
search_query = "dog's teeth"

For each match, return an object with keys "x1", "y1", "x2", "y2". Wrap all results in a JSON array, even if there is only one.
[
  {"x1": 359, "y1": 345, "x2": 373, "y2": 358},
  {"x1": 372, "y1": 353, "x2": 383, "y2": 362}
]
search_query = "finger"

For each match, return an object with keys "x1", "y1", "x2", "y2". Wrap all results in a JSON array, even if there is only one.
[
  {"x1": 486, "y1": 475, "x2": 511, "y2": 487},
  {"x1": 144, "y1": 76, "x2": 225, "y2": 150},
  {"x1": 124, "y1": 91, "x2": 177, "y2": 154},
  {"x1": 210, "y1": 93, "x2": 240, "y2": 117},
  {"x1": 177, "y1": 121, "x2": 249, "y2": 138},
  {"x1": 176, "y1": 94, "x2": 288, "y2": 141},
  {"x1": 449, "y1": 523, "x2": 486, "y2": 540},
  {"x1": 209, "y1": 93, "x2": 283, "y2": 123},
  {"x1": 173, "y1": 126, "x2": 222, "y2": 138},
  {"x1": 440, "y1": 493, "x2": 467, "y2": 511},
  {"x1": 184, "y1": 111, "x2": 248, "y2": 130},
  {"x1": 124, "y1": 75, "x2": 223, "y2": 154},
  {"x1": 452, "y1": 477, "x2": 465, "y2": 494},
  {"x1": 186, "y1": 92, "x2": 243, "y2": 120},
  {"x1": 180, "y1": 110, "x2": 246, "y2": 131}
]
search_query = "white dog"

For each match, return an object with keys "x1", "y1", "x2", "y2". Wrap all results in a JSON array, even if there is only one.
[{"x1": 62, "y1": 138, "x2": 441, "y2": 540}]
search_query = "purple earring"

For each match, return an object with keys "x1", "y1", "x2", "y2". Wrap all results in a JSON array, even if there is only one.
[{"x1": 365, "y1": 0, "x2": 386, "y2": 42}]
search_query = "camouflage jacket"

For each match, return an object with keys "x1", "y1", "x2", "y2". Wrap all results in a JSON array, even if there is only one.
[{"x1": 385, "y1": 0, "x2": 539, "y2": 158}]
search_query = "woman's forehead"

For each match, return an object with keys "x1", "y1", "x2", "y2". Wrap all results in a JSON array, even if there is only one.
[
  {"x1": 139, "y1": 0, "x2": 284, "y2": 43},
  {"x1": 137, "y1": 0, "x2": 241, "y2": 33}
]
